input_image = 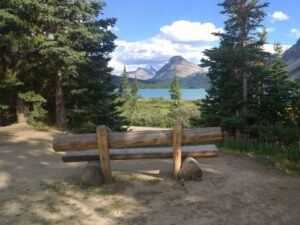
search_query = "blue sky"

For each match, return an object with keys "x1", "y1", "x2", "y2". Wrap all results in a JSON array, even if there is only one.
[{"x1": 103, "y1": 0, "x2": 300, "y2": 74}]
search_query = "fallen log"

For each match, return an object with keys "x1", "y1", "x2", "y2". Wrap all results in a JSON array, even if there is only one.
[{"x1": 53, "y1": 127, "x2": 222, "y2": 152}]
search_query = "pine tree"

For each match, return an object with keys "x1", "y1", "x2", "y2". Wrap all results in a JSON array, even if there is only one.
[
  {"x1": 128, "y1": 75, "x2": 139, "y2": 112},
  {"x1": 0, "y1": 0, "x2": 125, "y2": 131},
  {"x1": 258, "y1": 43, "x2": 290, "y2": 125},
  {"x1": 198, "y1": 0, "x2": 269, "y2": 136},
  {"x1": 131, "y1": 76, "x2": 139, "y2": 97},
  {"x1": 0, "y1": 0, "x2": 45, "y2": 125},
  {"x1": 37, "y1": 0, "x2": 92, "y2": 128},
  {"x1": 170, "y1": 76, "x2": 181, "y2": 107},
  {"x1": 55, "y1": 1, "x2": 125, "y2": 132},
  {"x1": 288, "y1": 81, "x2": 300, "y2": 127},
  {"x1": 120, "y1": 66, "x2": 129, "y2": 98}
]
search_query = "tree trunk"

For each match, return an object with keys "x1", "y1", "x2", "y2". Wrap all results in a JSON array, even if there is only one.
[
  {"x1": 235, "y1": 109, "x2": 241, "y2": 139},
  {"x1": 242, "y1": 73, "x2": 248, "y2": 116},
  {"x1": 55, "y1": 70, "x2": 66, "y2": 129},
  {"x1": 16, "y1": 97, "x2": 27, "y2": 124}
]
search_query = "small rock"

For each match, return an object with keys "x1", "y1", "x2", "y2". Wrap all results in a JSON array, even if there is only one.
[
  {"x1": 80, "y1": 160, "x2": 104, "y2": 186},
  {"x1": 178, "y1": 157, "x2": 202, "y2": 181}
]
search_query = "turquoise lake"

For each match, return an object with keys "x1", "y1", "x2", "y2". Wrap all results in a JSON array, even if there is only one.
[{"x1": 138, "y1": 89, "x2": 207, "y2": 100}]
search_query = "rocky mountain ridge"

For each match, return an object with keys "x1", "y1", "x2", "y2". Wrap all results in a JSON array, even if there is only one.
[
  {"x1": 127, "y1": 55, "x2": 205, "y2": 81},
  {"x1": 128, "y1": 66, "x2": 156, "y2": 80},
  {"x1": 283, "y1": 39, "x2": 300, "y2": 83},
  {"x1": 153, "y1": 56, "x2": 205, "y2": 80}
]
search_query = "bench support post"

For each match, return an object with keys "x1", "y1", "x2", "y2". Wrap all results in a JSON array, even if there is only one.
[
  {"x1": 96, "y1": 125, "x2": 112, "y2": 183},
  {"x1": 173, "y1": 121, "x2": 182, "y2": 178}
]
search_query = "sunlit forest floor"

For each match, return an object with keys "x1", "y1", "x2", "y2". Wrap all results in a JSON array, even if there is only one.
[{"x1": 1, "y1": 124, "x2": 300, "y2": 225}]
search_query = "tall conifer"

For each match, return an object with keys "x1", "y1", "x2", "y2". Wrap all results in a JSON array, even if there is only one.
[
  {"x1": 131, "y1": 76, "x2": 139, "y2": 97},
  {"x1": 198, "y1": 0, "x2": 269, "y2": 136},
  {"x1": 120, "y1": 66, "x2": 129, "y2": 98},
  {"x1": 170, "y1": 76, "x2": 181, "y2": 107}
]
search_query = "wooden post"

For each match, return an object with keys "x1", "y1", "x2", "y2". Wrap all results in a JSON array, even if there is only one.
[
  {"x1": 96, "y1": 126, "x2": 112, "y2": 183},
  {"x1": 173, "y1": 121, "x2": 182, "y2": 178}
]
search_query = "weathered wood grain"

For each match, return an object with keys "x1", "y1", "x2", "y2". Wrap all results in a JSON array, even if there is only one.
[
  {"x1": 53, "y1": 127, "x2": 222, "y2": 152},
  {"x1": 173, "y1": 121, "x2": 182, "y2": 178},
  {"x1": 62, "y1": 145, "x2": 219, "y2": 162},
  {"x1": 96, "y1": 126, "x2": 112, "y2": 182}
]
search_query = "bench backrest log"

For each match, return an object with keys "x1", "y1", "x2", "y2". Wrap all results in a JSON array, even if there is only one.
[{"x1": 53, "y1": 127, "x2": 222, "y2": 152}]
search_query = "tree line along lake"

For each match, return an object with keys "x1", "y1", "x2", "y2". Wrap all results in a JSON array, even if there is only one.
[{"x1": 137, "y1": 88, "x2": 207, "y2": 100}]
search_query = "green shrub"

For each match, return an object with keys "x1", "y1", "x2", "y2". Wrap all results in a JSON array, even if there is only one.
[
  {"x1": 249, "y1": 123, "x2": 300, "y2": 145},
  {"x1": 123, "y1": 99, "x2": 200, "y2": 128},
  {"x1": 220, "y1": 137, "x2": 300, "y2": 175},
  {"x1": 27, "y1": 105, "x2": 49, "y2": 127},
  {"x1": 0, "y1": 104, "x2": 16, "y2": 126},
  {"x1": 166, "y1": 107, "x2": 200, "y2": 128},
  {"x1": 126, "y1": 111, "x2": 170, "y2": 128}
]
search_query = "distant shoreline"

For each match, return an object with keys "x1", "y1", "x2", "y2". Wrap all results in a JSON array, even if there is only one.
[{"x1": 137, "y1": 88, "x2": 206, "y2": 100}]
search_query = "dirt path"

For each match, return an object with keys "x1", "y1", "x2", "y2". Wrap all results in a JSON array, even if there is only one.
[{"x1": 0, "y1": 124, "x2": 300, "y2": 225}]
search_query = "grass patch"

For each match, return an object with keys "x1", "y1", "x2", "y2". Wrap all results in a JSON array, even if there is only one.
[
  {"x1": 219, "y1": 138, "x2": 300, "y2": 175},
  {"x1": 142, "y1": 179, "x2": 161, "y2": 186},
  {"x1": 40, "y1": 181, "x2": 69, "y2": 197},
  {"x1": 96, "y1": 182, "x2": 128, "y2": 196},
  {"x1": 94, "y1": 199, "x2": 126, "y2": 216},
  {"x1": 94, "y1": 207, "x2": 110, "y2": 216},
  {"x1": 122, "y1": 98, "x2": 200, "y2": 128}
]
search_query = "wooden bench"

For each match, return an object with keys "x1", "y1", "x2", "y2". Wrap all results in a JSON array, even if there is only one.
[{"x1": 53, "y1": 122, "x2": 222, "y2": 183}]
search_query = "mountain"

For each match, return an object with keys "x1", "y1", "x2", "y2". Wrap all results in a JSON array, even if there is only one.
[
  {"x1": 112, "y1": 56, "x2": 209, "y2": 88},
  {"x1": 128, "y1": 65, "x2": 156, "y2": 80},
  {"x1": 111, "y1": 73, "x2": 209, "y2": 89},
  {"x1": 145, "y1": 64, "x2": 156, "y2": 74},
  {"x1": 282, "y1": 39, "x2": 300, "y2": 83},
  {"x1": 153, "y1": 55, "x2": 205, "y2": 80}
]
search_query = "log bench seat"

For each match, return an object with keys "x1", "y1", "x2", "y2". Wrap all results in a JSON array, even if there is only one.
[
  {"x1": 53, "y1": 123, "x2": 222, "y2": 183},
  {"x1": 62, "y1": 144, "x2": 219, "y2": 162}
]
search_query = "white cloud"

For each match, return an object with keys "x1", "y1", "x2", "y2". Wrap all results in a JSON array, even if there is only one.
[
  {"x1": 266, "y1": 27, "x2": 275, "y2": 33},
  {"x1": 107, "y1": 26, "x2": 119, "y2": 32},
  {"x1": 263, "y1": 44, "x2": 291, "y2": 54},
  {"x1": 290, "y1": 28, "x2": 300, "y2": 39},
  {"x1": 270, "y1": 11, "x2": 289, "y2": 22},
  {"x1": 257, "y1": 27, "x2": 275, "y2": 33},
  {"x1": 159, "y1": 20, "x2": 223, "y2": 42},
  {"x1": 109, "y1": 20, "x2": 222, "y2": 74}
]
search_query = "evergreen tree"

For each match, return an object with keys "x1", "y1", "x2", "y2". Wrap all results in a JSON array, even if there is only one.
[
  {"x1": 0, "y1": 0, "x2": 42, "y2": 125},
  {"x1": 0, "y1": 0, "x2": 125, "y2": 131},
  {"x1": 170, "y1": 76, "x2": 181, "y2": 107},
  {"x1": 288, "y1": 81, "x2": 300, "y2": 127},
  {"x1": 198, "y1": 0, "x2": 269, "y2": 136},
  {"x1": 128, "y1": 75, "x2": 139, "y2": 112},
  {"x1": 120, "y1": 66, "x2": 129, "y2": 98},
  {"x1": 258, "y1": 43, "x2": 290, "y2": 125},
  {"x1": 64, "y1": 1, "x2": 126, "y2": 132},
  {"x1": 131, "y1": 76, "x2": 139, "y2": 97},
  {"x1": 37, "y1": 0, "x2": 94, "y2": 128}
]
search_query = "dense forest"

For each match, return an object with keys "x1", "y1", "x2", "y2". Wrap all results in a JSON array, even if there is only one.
[{"x1": 0, "y1": 0, "x2": 125, "y2": 132}]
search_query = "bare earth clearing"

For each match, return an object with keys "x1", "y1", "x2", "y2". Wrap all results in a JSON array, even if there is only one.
[{"x1": 0, "y1": 124, "x2": 300, "y2": 225}]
